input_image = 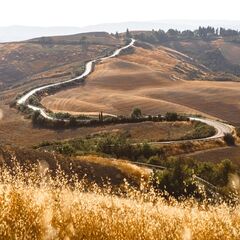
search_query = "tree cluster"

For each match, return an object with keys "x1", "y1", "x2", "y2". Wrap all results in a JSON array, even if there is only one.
[{"x1": 132, "y1": 26, "x2": 240, "y2": 44}]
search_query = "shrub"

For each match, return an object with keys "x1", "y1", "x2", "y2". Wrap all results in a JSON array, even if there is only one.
[
  {"x1": 131, "y1": 108, "x2": 142, "y2": 119},
  {"x1": 223, "y1": 133, "x2": 235, "y2": 146},
  {"x1": 181, "y1": 121, "x2": 216, "y2": 140},
  {"x1": 151, "y1": 161, "x2": 199, "y2": 199},
  {"x1": 58, "y1": 143, "x2": 75, "y2": 156},
  {"x1": 165, "y1": 112, "x2": 178, "y2": 121}
]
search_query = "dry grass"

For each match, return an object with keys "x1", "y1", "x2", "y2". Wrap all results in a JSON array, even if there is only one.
[
  {"x1": 89, "y1": 121, "x2": 199, "y2": 143},
  {"x1": 0, "y1": 144, "x2": 150, "y2": 188},
  {"x1": 0, "y1": 162, "x2": 239, "y2": 239},
  {"x1": 77, "y1": 155, "x2": 151, "y2": 181}
]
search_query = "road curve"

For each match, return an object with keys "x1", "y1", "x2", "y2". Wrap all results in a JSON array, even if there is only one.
[
  {"x1": 16, "y1": 38, "x2": 234, "y2": 144},
  {"x1": 151, "y1": 117, "x2": 234, "y2": 144},
  {"x1": 16, "y1": 39, "x2": 136, "y2": 120}
]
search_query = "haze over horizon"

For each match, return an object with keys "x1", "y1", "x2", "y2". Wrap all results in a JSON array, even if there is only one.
[
  {"x1": 1, "y1": 19, "x2": 240, "y2": 43},
  {"x1": 1, "y1": 0, "x2": 240, "y2": 27},
  {"x1": 1, "y1": 0, "x2": 240, "y2": 42}
]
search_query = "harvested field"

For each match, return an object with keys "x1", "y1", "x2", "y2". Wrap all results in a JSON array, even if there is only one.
[
  {"x1": 184, "y1": 146, "x2": 240, "y2": 166},
  {"x1": 42, "y1": 45, "x2": 240, "y2": 123},
  {"x1": 89, "y1": 121, "x2": 208, "y2": 143},
  {"x1": 0, "y1": 101, "x2": 197, "y2": 146}
]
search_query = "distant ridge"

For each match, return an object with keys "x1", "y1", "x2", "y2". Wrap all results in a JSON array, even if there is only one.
[{"x1": 1, "y1": 20, "x2": 240, "y2": 42}]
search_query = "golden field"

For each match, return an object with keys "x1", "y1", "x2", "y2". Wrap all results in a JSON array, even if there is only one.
[{"x1": 0, "y1": 163, "x2": 239, "y2": 240}]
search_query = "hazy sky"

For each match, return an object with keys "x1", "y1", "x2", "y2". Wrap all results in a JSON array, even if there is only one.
[{"x1": 1, "y1": 0, "x2": 240, "y2": 27}]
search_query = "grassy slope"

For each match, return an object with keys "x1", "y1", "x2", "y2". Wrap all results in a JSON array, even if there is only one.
[
  {"x1": 0, "y1": 144, "x2": 149, "y2": 187},
  {"x1": 0, "y1": 164, "x2": 239, "y2": 239}
]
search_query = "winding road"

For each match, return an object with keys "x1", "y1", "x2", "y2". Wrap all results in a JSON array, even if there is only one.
[
  {"x1": 154, "y1": 117, "x2": 233, "y2": 144},
  {"x1": 16, "y1": 38, "x2": 234, "y2": 142},
  {"x1": 17, "y1": 39, "x2": 136, "y2": 120}
]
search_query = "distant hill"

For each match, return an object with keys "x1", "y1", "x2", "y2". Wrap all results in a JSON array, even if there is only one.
[
  {"x1": 2, "y1": 20, "x2": 240, "y2": 42},
  {"x1": 0, "y1": 32, "x2": 122, "y2": 91},
  {"x1": 0, "y1": 26, "x2": 83, "y2": 42}
]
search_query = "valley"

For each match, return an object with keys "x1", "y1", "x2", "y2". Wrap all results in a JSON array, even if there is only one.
[
  {"x1": 1, "y1": 26, "x2": 240, "y2": 239},
  {"x1": 0, "y1": 29, "x2": 239, "y2": 200}
]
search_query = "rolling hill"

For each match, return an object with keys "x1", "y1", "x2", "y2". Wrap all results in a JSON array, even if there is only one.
[
  {"x1": 41, "y1": 39, "x2": 240, "y2": 123},
  {"x1": 0, "y1": 32, "x2": 122, "y2": 92}
]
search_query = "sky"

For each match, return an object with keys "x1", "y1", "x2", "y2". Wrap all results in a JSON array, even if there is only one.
[{"x1": 1, "y1": 0, "x2": 240, "y2": 27}]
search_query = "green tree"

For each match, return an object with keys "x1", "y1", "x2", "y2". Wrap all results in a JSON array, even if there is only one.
[
  {"x1": 115, "y1": 32, "x2": 119, "y2": 39},
  {"x1": 131, "y1": 108, "x2": 142, "y2": 119},
  {"x1": 223, "y1": 133, "x2": 235, "y2": 146},
  {"x1": 165, "y1": 112, "x2": 178, "y2": 121},
  {"x1": 152, "y1": 160, "x2": 198, "y2": 199},
  {"x1": 126, "y1": 28, "x2": 132, "y2": 39},
  {"x1": 58, "y1": 143, "x2": 75, "y2": 156},
  {"x1": 31, "y1": 110, "x2": 41, "y2": 124},
  {"x1": 69, "y1": 116, "x2": 77, "y2": 127}
]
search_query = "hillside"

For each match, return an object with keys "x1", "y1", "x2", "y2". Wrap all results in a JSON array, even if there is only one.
[
  {"x1": 0, "y1": 32, "x2": 122, "y2": 92},
  {"x1": 41, "y1": 44, "x2": 207, "y2": 116},
  {"x1": 0, "y1": 154, "x2": 239, "y2": 239},
  {"x1": 165, "y1": 38, "x2": 240, "y2": 78},
  {"x1": 42, "y1": 41, "x2": 240, "y2": 123},
  {"x1": 1, "y1": 29, "x2": 240, "y2": 239},
  {"x1": 0, "y1": 144, "x2": 149, "y2": 187}
]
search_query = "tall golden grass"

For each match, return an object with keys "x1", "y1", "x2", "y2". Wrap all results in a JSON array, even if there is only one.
[{"x1": 0, "y1": 160, "x2": 239, "y2": 240}]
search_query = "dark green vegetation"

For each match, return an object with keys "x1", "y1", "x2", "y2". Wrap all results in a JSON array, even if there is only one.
[
  {"x1": 35, "y1": 118, "x2": 215, "y2": 160},
  {"x1": 36, "y1": 132, "x2": 238, "y2": 201},
  {"x1": 133, "y1": 27, "x2": 240, "y2": 45},
  {"x1": 223, "y1": 133, "x2": 236, "y2": 146},
  {"x1": 151, "y1": 158, "x2": 237, "y2": 201},
  {"x1": 180, "y1": 121, "x2": 216, "y2": 140},
  {"x1": 30, "y1": 109, "x2": 189, "y2": 129}
]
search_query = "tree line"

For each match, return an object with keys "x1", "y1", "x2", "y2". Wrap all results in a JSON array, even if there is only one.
[
  {"x1": 123, "y1": 26, "x2": 240, "y2": 44},
  {"x1": 31, "y1": 107, "x2": 189, "y2": 129}
]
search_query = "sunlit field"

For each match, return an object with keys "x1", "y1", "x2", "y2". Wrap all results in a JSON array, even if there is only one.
[{"x1": 0, "y1": 161, "x2": 239, "y2": 240}]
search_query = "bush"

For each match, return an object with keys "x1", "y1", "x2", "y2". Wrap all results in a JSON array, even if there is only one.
[
  {"x1": 181, "y1": 121, "x2": 216, "y2": 140},
  {"x1": 131, "y1": 108, "x2": 142, "y2": 119},
  {"x1": 58, "y1": 143, "x2": 75, "y2": 156},
  {"x1": 223, "y1": 133, "x2": 235, "y2": 146},
  {"x1": 151, "y1": 160, "x2": 199, "y2": 199},
  {"x1": 165, "y1": 112, "x2": 178, "y2": 121}
]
